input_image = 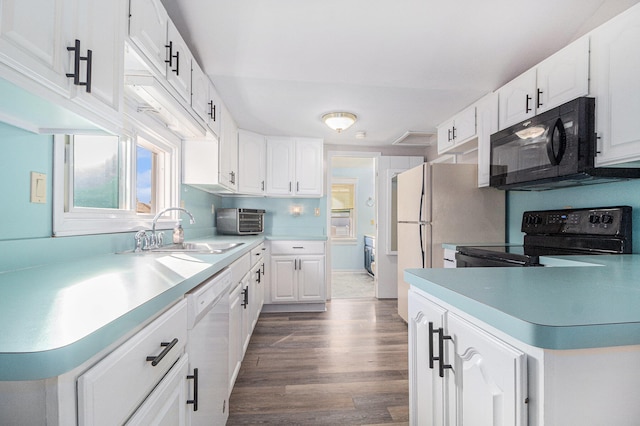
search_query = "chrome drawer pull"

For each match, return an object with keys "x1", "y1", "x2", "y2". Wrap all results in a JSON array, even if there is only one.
[{"x1": 146, "y1": 338, "x2": 179, "y2": 366}]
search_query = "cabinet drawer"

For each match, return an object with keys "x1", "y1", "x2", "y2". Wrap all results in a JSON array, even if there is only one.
[
  {"x1": 230, "y1": 253, "x2": 251, "y2": 284},
  {"x1": 77, "y1": 300, "x2": 188, "y2": 426},
  {"x1": 269, "y1": 240, "x2": 325, "y2": 255},
  {"x1": 250, "y1": 243, "x2": 265, "y2": 266}
]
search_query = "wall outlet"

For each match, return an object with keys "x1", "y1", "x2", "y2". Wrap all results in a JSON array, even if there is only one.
[
  {"x1": 370, "y1": 219, "x2": 375, "y2": 225},
  {"x1": 211, "y1": 204, "x2": 215, "y2": 214},
  {"x1": 180, "y1": 200, "x2": 185, "y2": 208},
  {"x1": 314, "y1": 208, "x2": 320, "y2": 216}
]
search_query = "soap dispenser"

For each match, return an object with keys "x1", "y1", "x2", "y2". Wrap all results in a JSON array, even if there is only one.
[{"x1": 172, "y1": 224, "x2": 184, "y2": 244}]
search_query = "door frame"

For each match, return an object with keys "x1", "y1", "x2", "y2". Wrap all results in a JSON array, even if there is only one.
[{"x1": 325, "y1": 150, "x2": 381, "y2": 300}]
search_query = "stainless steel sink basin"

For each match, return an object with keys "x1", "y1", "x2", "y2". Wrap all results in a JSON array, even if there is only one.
[{"x1": 148, "y1": 242, "x2": 244, "y2": 254}]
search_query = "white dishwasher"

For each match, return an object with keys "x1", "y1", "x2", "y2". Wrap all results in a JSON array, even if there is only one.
[{"x1": 186, "y1": 268, "x2": 232, "y2": 425}]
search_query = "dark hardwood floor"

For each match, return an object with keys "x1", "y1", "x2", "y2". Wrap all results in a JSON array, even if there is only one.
[{"x1": 227, "y1": 298, "x2": 409, "y2": 425}]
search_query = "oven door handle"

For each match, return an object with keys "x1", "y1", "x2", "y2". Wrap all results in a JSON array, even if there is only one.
[{"x1": 546, "y1": 118, "x2": 566, "y2": 166}]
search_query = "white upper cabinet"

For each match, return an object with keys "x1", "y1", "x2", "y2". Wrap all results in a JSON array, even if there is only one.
[
  {"x1": 294, "y1": 138, "x2": 324, "y2": 196},
  {"x1": 476, "y1": 92, "x2": 498, "y2": 187},
  {"x1": 437, "y1": 104, "x2": 477, "y2": 154},
  {"x1": 590, "y1": 4, "x2": 640, "y2": 166},
  {"x1": 265, "y1": 137, "x2": 295, "y2": 195},
  {"x1": 128, "y1": 0, "x2": 169, "y2": 76},
  {"x1": 238, "y1": 129, "x2": 266, "y2": 195},
  {"x1": 219, "y1": 103, "x2": 238, "y2": 191},
  {"x1": 0, "y1": 0, "x2": 125, "y2": 127},
  {"x1": 165, "y1": 20, "x2": 191, "y2": 103},
  {"x1": 191, "y1": 60, "x2": 222, "y2": 138},
  {"x1": 266, "y1": 137, "x2": 323, "y2": 197},
  {"x1": 72, "y1": 0, "x2": 125, "y2": 117},
  {"x1": 0, "y1": 0, "x2": 73, "y2": 95},
  {"x1": 498, "y1": 35, "x2": 590, "y2": 130}
]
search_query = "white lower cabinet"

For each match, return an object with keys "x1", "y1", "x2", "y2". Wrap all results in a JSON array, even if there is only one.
[
  {"x1": 125, "y1": 354, "x2": 189, "y2": 426},
  {"x1": 268, "y1": 240, "x2": 326, "y2": 305},
  {"x1": 409, "y1": 289, "x2": 527, "y2": 426},
  {"x1": 77, "y1": 300, "x2": 188, "y2": 426}
]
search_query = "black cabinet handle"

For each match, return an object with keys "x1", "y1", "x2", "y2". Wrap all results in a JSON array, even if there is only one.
[
  {"x1": 438, "y1": 328, "x2": 453, "y2": 378},
  {"x1": 146, "y1": 338, "x2": 178, "y2": 366},
  {"x1": 208, "y1": 101, "x2": 216, "y2": 120},
  {"x1": 526, "y1": 94, "x2": 532, "y2": 113},
  {"x1": 256, "y1": 269, "x2": 261, "y2": 284},
  {"x1": 80, "y1": 49, "x2": 92, "y2": 93},
  {"x1": 187, "y1": 367, "x2": 199, "y2": 411},
  {"x1": 241, "y1": 286, "x2": 249, "y2": 309},
  {"x1": 537, "y1": 88, "x2": 543, "y2": 108},
  {"x1": 66, "y1": 39, "x2": 91, "y2": 92},
  {"x1": 66, "y1": 39, "x2": 81, "y2": 85},
  {"x1": 165, "y1": 41, "x2": 173, "y2": 66},
  {"x1": 452, "y1": 126, "x2": 457, "y2": 140},
  {"x1": 173, "y1": 50, "x2": 180, "y2": 75},
  {"x1": 447, "y1": 128, "x2": 452, "y2": 142},
  {"x1": 428, "y1": 322, "x2": 439, "y2": 369},
  {"x1": 261, "y1": 263, "x2": 265, "y2": 275}
]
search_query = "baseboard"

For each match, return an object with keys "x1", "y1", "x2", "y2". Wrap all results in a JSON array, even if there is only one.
[{"x1": 261, "y1": 302, "x2": 327, "y2": 313}]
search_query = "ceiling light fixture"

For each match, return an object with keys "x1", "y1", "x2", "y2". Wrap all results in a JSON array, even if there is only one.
[{"x1": 322, "y1": 112, "x2": 357, "y2": 133}]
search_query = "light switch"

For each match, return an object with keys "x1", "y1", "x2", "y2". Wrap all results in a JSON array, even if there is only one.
[{"x1": 30, "y1": 172, "x2": 46, "y2": 204}]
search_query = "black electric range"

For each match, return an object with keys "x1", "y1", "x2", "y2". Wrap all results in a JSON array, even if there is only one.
[{"x1": 455, "y1": 206, "x2": 633, "y2": 267}]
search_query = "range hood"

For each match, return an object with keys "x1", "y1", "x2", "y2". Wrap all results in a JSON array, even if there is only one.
[{"x1": 124, "y1": 74, "x2": 206, "y2": 139}]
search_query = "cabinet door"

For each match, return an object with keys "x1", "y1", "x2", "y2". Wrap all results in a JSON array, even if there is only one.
[
  {"x1": 294, "y1": 138, "x2": 323, "y2": 196},
  {"x1": 182, "y1": 139, "x2": 219, "y2": 187},
  {"x1": 207, "y1": 82, "x2": 222, "y2": 137},
  {"x1": 219, "y1": 103, "x2": 238, "y2": 191},
  {"x1": 228, "y1": 282, "x2": 243, "y2": 393},
  {"x1": 238, "y1": 130, "x2": 266, "y2": 195},
  {"x1": 0, "y1": 0, "x2": 73, "y2": 94},
  {"x1": 166, "y1": 20, "x2": 192, "y2": 103},
  {"x1": 447, "y1": 313, "x2": 527, "y2": 426},
  {"x1": 125, "y1": 355, "x2": 189, "y2": 426},
  {"x1": 476, "y1": 93, "x2": 498, "y2": 187},
  {"x1": 266, "y1": 137, "x2": 295, "y2": 195},
  {"x1": 240, "y1": 272, "x2": 252, "y2": 356},
  {"x1": 250, "y1": 261, "x2": 264, "y2": 327},
  {"x1": 536, "y1": 35, "x2": 589, "y2": 113},
  {"x1": 408, "y1": 291, "x2": 447, "y2": 426},
  {"x1": 298, "y1": 256, "x2": 325, "y2": 301},
  {"x1": 453, "y1": 105, "x2": 476, "y2": 143},
  {"x1": 498, "y1": 68, "x2": 536, "y2": 129},
  {"x1": 128, "y1": 0, "x2": 168, "y2": 76},
  {"x1": 437, "y1": 119, "x2": 455, "y2": 154},
  {"x1": 270, "y1": 256, "x2": 297, "y2": 302},
  {"x1": 191, "y1": 59, "x2": 210, "y2": 122},
  {"x1": 591, "y1": 5, "x2": 640, "y2": 166},
  {"x1": 73, "y1": 0, "x2": 125, "y2": 115}
]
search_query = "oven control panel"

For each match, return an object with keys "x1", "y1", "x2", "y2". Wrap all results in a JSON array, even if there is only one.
[{"x1": 521, "y1": 206, "x2": 632, "y2": 236}]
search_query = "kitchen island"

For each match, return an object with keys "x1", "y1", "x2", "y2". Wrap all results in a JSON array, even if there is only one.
[{"x1": 405, "y1": 254, "x2": 640, "y2": 425}]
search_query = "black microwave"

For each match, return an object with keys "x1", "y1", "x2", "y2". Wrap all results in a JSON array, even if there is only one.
[{"x1": 490, "y1": 97, "x2": 640, "y2": 190}]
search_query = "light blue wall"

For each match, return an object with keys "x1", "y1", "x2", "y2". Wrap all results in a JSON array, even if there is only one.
[
  {"x1": 330, "y1": 162, "x2": 376, "y2": 271},
  {"x1": 221, "y1": 197, "x2": 326, "y2": 236},
  {"x1": 507, "y1": 179, "x2": 640, "y2": 251}
]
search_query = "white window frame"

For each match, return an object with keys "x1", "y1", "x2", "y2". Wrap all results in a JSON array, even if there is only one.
[
  {"x1": 330, "y1": 177, "x2": 358, "y2": 243},
  {"x1": 52, "y1": 129, "x2": 181, "y2": 236}
]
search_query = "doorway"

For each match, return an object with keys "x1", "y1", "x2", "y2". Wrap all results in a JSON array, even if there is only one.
[{"x1": 326, "y1": 153, "x2": 379, "y2": 299}]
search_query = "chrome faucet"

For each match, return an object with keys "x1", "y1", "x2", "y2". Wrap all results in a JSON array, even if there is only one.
[{"x1": 147, "y1": 207, "x2": 196, "y2": 249}]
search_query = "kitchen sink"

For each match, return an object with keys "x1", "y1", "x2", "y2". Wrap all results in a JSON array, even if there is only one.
[{"x1": 148, "y1": 242, "x2": 244, "y2": 253}]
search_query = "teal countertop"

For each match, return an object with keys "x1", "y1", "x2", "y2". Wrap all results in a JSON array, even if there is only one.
[
  {"x1": 405, "y1": 254, "x2": 640, "y2": 350},
  {"x1": 0, "y1": 235, "x2": 266, "y2": 381}
]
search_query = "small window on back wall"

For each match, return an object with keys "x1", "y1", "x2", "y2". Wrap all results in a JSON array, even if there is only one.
[{"x1": 331, "y1": 179, "x2": 357, "y2": 240}]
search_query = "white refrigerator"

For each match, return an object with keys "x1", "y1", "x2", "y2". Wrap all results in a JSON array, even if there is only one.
[{"x1": 397, "y1": 163, "x2": 505, "y2": 321}]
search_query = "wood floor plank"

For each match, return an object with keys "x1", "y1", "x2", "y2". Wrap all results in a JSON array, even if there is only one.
[{"x1": 227, "y1": 298, "x2": 409, "y2": 425}]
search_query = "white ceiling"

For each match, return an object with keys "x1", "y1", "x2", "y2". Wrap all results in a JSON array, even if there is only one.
[{"x1": 161, "y1": 0, "x2": 639, "y2": 147}]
